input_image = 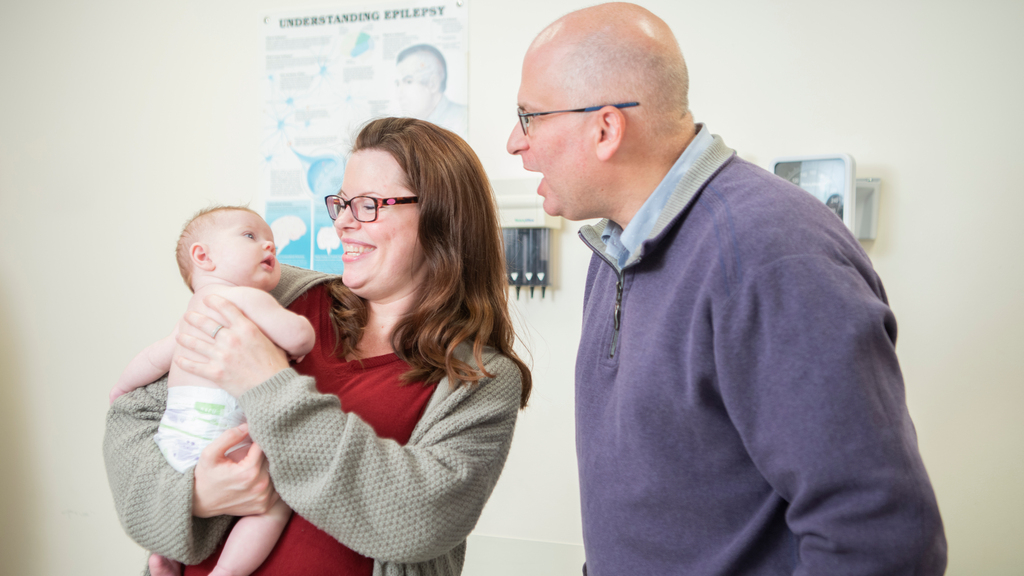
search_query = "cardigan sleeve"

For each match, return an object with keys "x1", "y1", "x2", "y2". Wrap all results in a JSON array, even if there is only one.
[
  {"x1": 102, "y1": 377, "x2": 234, "y2": 564},
  {"x1": 238, "y1": 352, "x2": 521, "y2": 564},
  {"x1": 102, "y1": 265, "x2": 331, "y2": 566},
  {"x1": 714, "y1": 254, "x2": 946, "y2": 575}
]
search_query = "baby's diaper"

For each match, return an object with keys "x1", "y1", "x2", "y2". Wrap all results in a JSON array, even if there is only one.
[{"x1": 154, "y1": 386, "x2": 251, "y2": 473}]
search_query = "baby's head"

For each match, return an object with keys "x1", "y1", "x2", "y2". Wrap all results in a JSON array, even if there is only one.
[{"x1": 175, "y1": 206, "x2": 280, "y2": 293}]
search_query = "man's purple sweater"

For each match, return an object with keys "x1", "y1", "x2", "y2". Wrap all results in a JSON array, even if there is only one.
[{"x1": 575, "y1": 135, "x2": 946, "y2": 575}]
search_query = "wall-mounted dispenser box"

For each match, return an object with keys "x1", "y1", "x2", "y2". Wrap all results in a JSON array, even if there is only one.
[
  {"x1": 492, "y1": 179, "x2": 561, "y2": 298},
  {"x1": 770, "y1": 154, "x2": 880, "y2": 241},
  {"x1": 492, "y1": 179, "x2": 561, "y2": 228},
  {"x1": 853, "y1": 177, "x2": 880, "y2": 240}
]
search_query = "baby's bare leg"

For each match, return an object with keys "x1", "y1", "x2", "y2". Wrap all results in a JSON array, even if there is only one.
[
  {"x1": 209, "y1": 498, "x2": 292, "y2": 576},
  {"x1": 149, "y1": 554, "x2": 182, "y2": 576}
]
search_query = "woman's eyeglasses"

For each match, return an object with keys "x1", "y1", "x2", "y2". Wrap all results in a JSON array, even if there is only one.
[{"x1": 324, "y1": 194, "x2": 418, "y2": 223}]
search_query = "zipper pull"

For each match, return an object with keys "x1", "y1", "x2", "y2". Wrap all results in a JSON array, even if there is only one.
[
  {"x1": 610, "y1": 278, "x2": 624, "y2": 358},
  {"x1": 614, "y1": 279, "x2": 623, "y2": 330}
]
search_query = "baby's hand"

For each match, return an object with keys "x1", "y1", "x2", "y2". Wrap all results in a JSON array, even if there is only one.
[
  {"x1": 108, "y1": 386, "x2": 129, "y2": 405},
  {"x1": 290, "y1": 354, "x2": 307, "y2": 365},
  {"x1": 148, "y1": 554, "x2": 182, "y2": 576}
]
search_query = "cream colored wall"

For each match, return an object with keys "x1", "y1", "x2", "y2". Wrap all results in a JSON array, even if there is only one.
[{"x1": 0, "y1": 0, "x2": 1021, "y2": 574}]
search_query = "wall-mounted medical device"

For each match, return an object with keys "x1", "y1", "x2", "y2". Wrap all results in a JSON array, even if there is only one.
[
  {"x1": 770, "y1": 154, "x2": 880, "y2": 240},
  {"x1": 492, "y1": 179, "x2": 561, "y2": 298}
]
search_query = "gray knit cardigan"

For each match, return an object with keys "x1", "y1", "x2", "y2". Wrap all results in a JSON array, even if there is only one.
[{"x1": 103, "y1": 266, "x2": 523, "y2": 576}]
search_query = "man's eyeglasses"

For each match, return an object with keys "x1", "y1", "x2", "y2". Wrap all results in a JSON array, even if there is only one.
[
  {"x1": 517, "y1": 102, "x2": 640, "y2": 135},
  {"x1": 324, "y1": 194, "x2": 419, "y2": 222}
]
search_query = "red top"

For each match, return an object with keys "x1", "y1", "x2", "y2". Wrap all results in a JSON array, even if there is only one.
[{"x1": 185, "y1": 284, "x2": 438, "y2": 576}]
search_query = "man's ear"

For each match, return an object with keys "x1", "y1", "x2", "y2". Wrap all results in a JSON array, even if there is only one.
[
  {"x1": 190, "y1": 243, "x2": 216, "y2": 272},
  {"x1": 594, "y1": 106, "x2": 626, "y2": 162},
  {"x1": 426, "y1": 72, "x2": 443, "y2": 93}
]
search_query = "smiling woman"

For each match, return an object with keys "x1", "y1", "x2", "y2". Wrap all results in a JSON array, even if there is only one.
[
  {"x1": 330, "y1": 148, "x2": 427, "y2": 313},
  {"x1": 328, "y1": 118, "x2": 518, "y2": 379},
  {"x1": 104, "y1": 117, "x2": 532, "y2": 576}
]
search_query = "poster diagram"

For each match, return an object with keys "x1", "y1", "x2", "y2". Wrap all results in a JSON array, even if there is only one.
[
  {"x1": 260, "y1": 1, "x2": 469, "y2": 274},
  {"x1": 266, "y1": 199, "x2": 313, "y2": 270}
]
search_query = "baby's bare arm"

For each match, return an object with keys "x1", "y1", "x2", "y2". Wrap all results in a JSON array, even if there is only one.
[
  {"x1": 221, "y1": 287, "x2": 315, "y2": 358},
  {"x1": 110, "y1": 333, "x2": 176, "y2": 404}
]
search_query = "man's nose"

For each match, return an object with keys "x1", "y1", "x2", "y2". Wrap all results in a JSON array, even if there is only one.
[{"x1": 507, "y1": 121, "x2": 528, "y2": 156}]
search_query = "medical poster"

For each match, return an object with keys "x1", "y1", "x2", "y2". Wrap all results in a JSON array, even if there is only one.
[
  {"x1": 265, "y1": 199, "x2": 313, "y2": 270},
  {"x1": 260, "y1": 1, "x2": 469, "y2": 273}
]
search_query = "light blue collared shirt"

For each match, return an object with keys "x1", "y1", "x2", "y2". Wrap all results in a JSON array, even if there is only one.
[{"x1": 602, "y1": 124, "x2": 713, "y2": 269}]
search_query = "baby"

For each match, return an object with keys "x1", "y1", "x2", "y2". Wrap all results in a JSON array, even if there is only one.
[{"x1": 110, "y1": 206, "x2": 314, "y2": 576}]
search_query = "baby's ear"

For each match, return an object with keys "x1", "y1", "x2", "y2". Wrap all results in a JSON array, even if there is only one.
[{"x1": 190, "y1": 242, "x2": 216, "y2": 271}]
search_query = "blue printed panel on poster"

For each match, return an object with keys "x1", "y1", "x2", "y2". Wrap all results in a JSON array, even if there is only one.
[
  {"x1": 312, "y1": 205, "x2": 344, "y2": 275},
  {"x1": 266, "y1": 200, "x2": 312, "y2": 269}
]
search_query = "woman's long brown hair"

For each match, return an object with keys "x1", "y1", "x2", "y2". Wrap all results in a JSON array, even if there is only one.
[{"x1": 328, "y1": 117, "x2": 532, "y2": 408}]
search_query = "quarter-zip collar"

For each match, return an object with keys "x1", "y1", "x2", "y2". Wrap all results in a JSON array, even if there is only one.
[
  {"x1": 577, "y1": 129, "x2": 735, "y2": 359},
  {"x1": 600, "y1": 125, "x2": 714, "y2": 269},
  {"x1": 579, "y1": 131, "x2": 734, "y2": 265}
]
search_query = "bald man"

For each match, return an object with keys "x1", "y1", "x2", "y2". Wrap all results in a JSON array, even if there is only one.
[{"x1": 508, "y1": 3, "x2": 946, "y2": 575}]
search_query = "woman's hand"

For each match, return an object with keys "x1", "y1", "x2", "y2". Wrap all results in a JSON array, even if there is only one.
[
  {"x1": 192, "y1": 424, "x2": 280, "y2": 518},
  {"x1": 175, "y1": 294, "x2": 290, "y2": 398}
]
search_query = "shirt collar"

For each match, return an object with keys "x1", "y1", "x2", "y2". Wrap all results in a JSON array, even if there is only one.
[{"x1": 602, "y1": 124, "x2": 713, "y2": 268}]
